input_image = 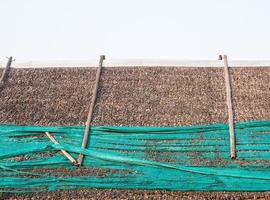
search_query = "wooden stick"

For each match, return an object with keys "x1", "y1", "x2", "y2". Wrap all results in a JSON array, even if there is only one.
[
  {"x1": 221, "y1": 55, "x2": 236, "y2": 159},
  {"x1": 77, "y1": 55, "x2": 105, "y2": 166},
  {"x1": 0, "y1": 57, "x2": 13, "y2": 84},
  {"x1": 45, "y1": 132, "x2": 78, "y2": 165}
]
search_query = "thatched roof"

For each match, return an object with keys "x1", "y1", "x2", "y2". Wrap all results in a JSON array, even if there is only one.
[
  {"x1": 1, "y1": 65, "x2": 270, "y2": 199},
  {"x1": 0, "y1": 67, "x2": 269, "y2": 126}
]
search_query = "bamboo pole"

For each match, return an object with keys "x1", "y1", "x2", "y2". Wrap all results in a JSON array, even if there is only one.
[
  {"x1": 0, "y1": 57, "x2": 13, "y2": 84},
  {"x1": 221, "y1": 55, "x2": 236, "y2": 159},
  {"x1": 45, "y1": 132, "x2": 78, "y2": 165},
  {"x1": 77, "y1": 55, "x2": 105, "y2": 166}
]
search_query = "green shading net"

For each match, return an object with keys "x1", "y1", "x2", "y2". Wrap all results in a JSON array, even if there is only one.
[{"x1": 1, "y1": 120, "x2": 270, "y2": 192}]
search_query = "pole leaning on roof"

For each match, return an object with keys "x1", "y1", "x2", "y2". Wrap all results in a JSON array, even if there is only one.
[
  {"x1": 45, "y1": 132, "x2": 78, "y2": 165},
  {"x1": 221, "y1": 55, "x2": 236, "y2": 159},
  {"x1": 77, "y1": 55, "x2": 105, "y2": 166},
  {"x1": 0, "y1": 56, "x2": 13, "y2": 85}
]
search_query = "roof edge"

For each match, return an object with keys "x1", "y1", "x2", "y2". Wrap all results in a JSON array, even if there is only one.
[{"x1": 0, "y1": 59, "x2": 270, "y2": 68}]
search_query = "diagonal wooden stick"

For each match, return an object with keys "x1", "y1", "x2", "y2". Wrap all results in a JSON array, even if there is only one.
[
  {"x1": 45, "y1": 132, "x2": 78, "y2": 165},
  {"x1": 0, "y1": 56, "x2": 13, "y2": 84},
  {"x1": 221, "y1": 54, "x2": 236, "y2": 159},
  {"x1": 77, "y1": 55, "x2": 105, "y2": 166}
]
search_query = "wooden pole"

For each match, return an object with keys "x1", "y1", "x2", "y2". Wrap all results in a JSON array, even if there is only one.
[
  {"x1": 0, "y1": 57, "x2": 13, "y2": 84},
  {"x1": 45, "y1": 132, "x2": 78, "y2": 165},
  {"x1": 221, "y1": 55, "x2": 236, "y2": 159},
  {"x1": 77, "y1": 55, "x2": 105, "y2": 166}
]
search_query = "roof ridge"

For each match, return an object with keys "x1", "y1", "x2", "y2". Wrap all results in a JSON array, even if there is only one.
[{"x1": 1, "y1": 59, "x2": 270, "y2": 68}]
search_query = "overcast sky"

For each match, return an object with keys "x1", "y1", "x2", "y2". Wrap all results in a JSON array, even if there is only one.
[{"x1": 0, "y1": 0, "x2": 269, "y2": 61}]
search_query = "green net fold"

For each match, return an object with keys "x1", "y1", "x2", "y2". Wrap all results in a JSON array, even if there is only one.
[{"x1": 1, "y1": 120, "x2": 270, "y2": 192}]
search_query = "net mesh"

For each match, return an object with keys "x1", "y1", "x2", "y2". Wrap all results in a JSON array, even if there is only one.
[{"x1": 1, "y1": 120, "x2": 270, "y2": 192}]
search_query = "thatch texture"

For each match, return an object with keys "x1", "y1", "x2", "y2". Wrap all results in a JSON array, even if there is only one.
[
  {"x1": 0, "y1": 68, "x2": 95, "y2": 126},
  {"x1": 1, "y1": 66, "x2": 270, "y2": 200},
  {"x1": 1, "y1": 67, "x2": 269, "y2": 126},
  {"x1": 5, "y1": 190, "x2": 270, "y2": 200}
]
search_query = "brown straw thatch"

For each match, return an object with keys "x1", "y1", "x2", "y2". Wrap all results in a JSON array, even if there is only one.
[
  {"x1": 1, "y1": 66, "x2": 270, "y2": 199},
  {"x1": 1, "y1": 67, "x2": 269, "y2": 126}
]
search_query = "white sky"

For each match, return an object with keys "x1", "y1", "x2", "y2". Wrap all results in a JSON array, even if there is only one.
[{"x1": 0, "y1": 0, "x2": 269, "y2": 61}]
